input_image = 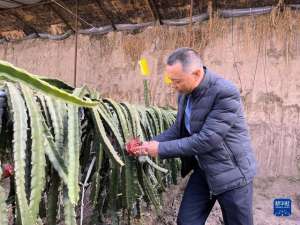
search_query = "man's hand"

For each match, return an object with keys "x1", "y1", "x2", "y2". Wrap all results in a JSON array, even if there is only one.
[{"x1": 131, "y1": 141, "x2": 159, "y2": 158}]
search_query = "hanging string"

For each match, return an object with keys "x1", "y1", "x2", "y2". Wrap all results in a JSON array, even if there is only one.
[
  {"x1": 73, "y1": 0, "x2": 79, "y2": 87},
  {"x1": 231, "y1": 17, "x2": 243, "y2": 93},
  {"x1": 188, "y1": 0, "x2": 193, "y2": 47},
  {"x1": 50, "y1": 0, "x2": 95, "y2": 29}
]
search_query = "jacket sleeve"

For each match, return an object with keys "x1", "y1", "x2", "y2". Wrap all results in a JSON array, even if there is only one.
[
  {"x1": 152, "y1": 121, "x2": 179, "y2": 142},
  {"x1": 152, "y1": 95, "x2": 181, "y2": 142},
  {"x1": 0, "y1": 90, "x2": 6, "y2": 109},
  {"x1": 0, "y1": 90, "x2": 6, "y2": 128},
  {"x1": 158, "y1": 84, "x2": 241, "y2": 158}
]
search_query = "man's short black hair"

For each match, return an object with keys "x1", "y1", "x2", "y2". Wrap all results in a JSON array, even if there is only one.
[{"x1": 167, "y1": 47, "x2": 203, "y2": 72}]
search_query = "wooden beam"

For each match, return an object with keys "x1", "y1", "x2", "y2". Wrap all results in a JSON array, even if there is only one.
[
  {"x1": 147, "y1": 0, "x2": 162, "y2": 25},
  {"x1": 49, "y1": 3, "x2": 75, "y2": 32},
  {"x1": 0, "y1": 0, "x2": 25, "y2": 5},
  {"x1": 0, "y1": 1, "x2": 52, "y2": 12},
  {"x1": 94, "y1": 0, "x2": 116, "y2": 30}
]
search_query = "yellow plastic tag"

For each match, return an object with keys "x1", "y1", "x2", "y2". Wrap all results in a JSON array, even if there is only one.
[
  {"x1": 138, "y1": 58, "x2": 150, "y2": 76},
  {"x1": 164, "y1": 73, "x2": 172, "y2": 85}
]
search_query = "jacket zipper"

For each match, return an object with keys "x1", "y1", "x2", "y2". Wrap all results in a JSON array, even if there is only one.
[
  {"x1": 188, "y1": 96, "x2": 213, "y2": 199},
  {"x1": 223, "y1": 142, "x2": 236, "y2": 166},
  {"x1": 223, "y1": 141, "x2": 247, "y2": 182},
  {"x1": 195, "y1": 155, "x2": 213, "y2": 200}
]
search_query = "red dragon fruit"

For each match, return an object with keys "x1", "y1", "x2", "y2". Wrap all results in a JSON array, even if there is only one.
[
  {"x1": 2, "y1": 163, "x2": 14, "y2": 179},
  {"x1": 125, "y1": 138, "x2": 142, "y2": 156}
]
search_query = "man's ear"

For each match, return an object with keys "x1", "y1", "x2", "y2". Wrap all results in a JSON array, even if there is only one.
[{"x1": 193, "y1": 68, "x2": 203, "y2": 78}]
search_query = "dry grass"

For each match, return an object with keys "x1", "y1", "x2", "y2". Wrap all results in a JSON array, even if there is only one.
[
  {"x1": 0, "y1": 30, "x2": 25, "y2": 40},
  {"x1": 2, "y1": 7, "x2": 296, "y2": 66},
  {"x1": 121, "y1": 33, "x2": 148, "y2": 63},
  {"x1": 111, "y1": 7, "x2": 300, "y2": 64}
]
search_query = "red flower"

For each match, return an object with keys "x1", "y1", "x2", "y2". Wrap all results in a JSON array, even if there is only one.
[
  {"x1": 125, "y1": 138, "x2": 142, "y2": 155},
  {"x1": 2, "y1": 163, "x2": 14, "y2": 179}
]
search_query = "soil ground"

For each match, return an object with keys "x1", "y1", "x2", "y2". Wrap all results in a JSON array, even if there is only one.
[
  {"x1": 2, "y1": 174, "x2": 300, "y2": 224},
  {"x1": 142, "y1": 176, "x2": 300, "y2": 225}
]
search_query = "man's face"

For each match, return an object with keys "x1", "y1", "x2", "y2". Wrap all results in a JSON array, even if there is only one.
[{"x1": 165, "y1": 63, "x2": 198, "y2": 94}]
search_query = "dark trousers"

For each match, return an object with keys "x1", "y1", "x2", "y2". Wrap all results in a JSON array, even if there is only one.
[{"x1": 177, "y1": 168, "x2": 253, "y2": 225}]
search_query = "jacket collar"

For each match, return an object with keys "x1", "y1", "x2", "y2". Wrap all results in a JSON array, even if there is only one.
[{"x1": 190, "y1": 66, "x2": 211, "y2": 99}]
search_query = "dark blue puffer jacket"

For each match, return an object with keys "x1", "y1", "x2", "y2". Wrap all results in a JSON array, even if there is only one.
[
  {"x1": 0, "y1": 90, "x2": 6, "y2": 130},
  {"x1": 153, "y1": 67, "x2": 256, "y2": 195}
]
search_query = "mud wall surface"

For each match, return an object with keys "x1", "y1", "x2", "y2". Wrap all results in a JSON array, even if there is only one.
[{"x1": 1, "y1": 11, "x2": 299, "y2": 178}]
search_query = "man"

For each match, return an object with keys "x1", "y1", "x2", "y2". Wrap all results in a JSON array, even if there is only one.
[
  {"x1": 132, "y1": 48, "x2": 256, "y2": 225},
  {"x1": 0, "y1": 89, "x2": 6, "y2": 130}
]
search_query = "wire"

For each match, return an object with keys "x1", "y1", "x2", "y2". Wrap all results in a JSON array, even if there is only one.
[
  {"x1": 50, "y1": 0, "x2": 95, "y2": 29},
  {"x1": 231, "y1": 16, "x2": 243, "y2": 92},
  {"x1": 188, "y1": 0, "x2": 193, "y2": 46},
  {"x1": 73, "y1": 0, "x2": 79, "y2": 87}
]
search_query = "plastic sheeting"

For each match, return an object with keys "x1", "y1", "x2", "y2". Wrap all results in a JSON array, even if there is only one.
[
  {"x1": 1, "y1": 4, "x2": 300, "y2": 43},
  {"x1": 219, "y1": 6, "x2": 273, "y2": 18},
  {"x1": 79, "y1": 25, "x2": 113, "y2": 35},
  {"x1": 162, "y1": 13, "x2": 209, "y2": 26},
  {"x1": 115, "y1": 22, "x2": 155, "y2": 31},
  {"x1": 38, "y1": 30, "x2": 73, "y2": 40},
  {"x1": 290, "y1": 4, "x2": 300, "y2": 10},
  {"x1": 0, "y1": 30, "x2": 72, "y2": 43}
]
